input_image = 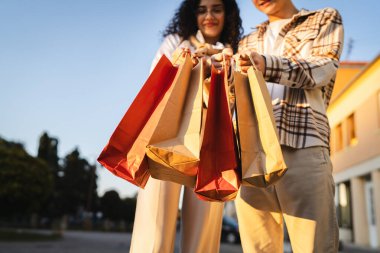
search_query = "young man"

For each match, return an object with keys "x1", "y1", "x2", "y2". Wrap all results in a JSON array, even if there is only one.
[{"x1": 214, "y1": 0, "x2": 344, "y2": 252}]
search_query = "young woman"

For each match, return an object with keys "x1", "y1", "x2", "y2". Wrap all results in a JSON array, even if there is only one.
[{"x1": 129, "y1": 1, "x2": 242, "y2": 252}]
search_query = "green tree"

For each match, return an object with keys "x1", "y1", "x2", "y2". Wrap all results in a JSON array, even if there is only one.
[
  {"x1": 37, "y1": 132, "x2": 59, "y2": 170},
  {"x1": 121, "y1": 197, "x2": 136, "y2": 224},
  {"x1": 37, "y1": 132, "x2": 64, "y2": 218},
  {"x1": 0, "y1": 137, "x2": 53, "y2": 219},
  {"x1": 60, "y1": 148, "x2": 98, "y2": 215},
  {"x1": 100, "y1": 190, "x2": 123, "y2": 221},
  {"x1": 100, "y1": 190, "x2": 136, "y2": 230}
]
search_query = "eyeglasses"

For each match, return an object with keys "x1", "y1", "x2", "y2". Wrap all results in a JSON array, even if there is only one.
[{"x1": 196, "y1": 5, "x2": 224, "y2": 17}]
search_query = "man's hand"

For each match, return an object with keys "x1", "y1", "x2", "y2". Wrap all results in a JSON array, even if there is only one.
[{"x1": 235, "y1": 50, "x2": 265, "y2": 74}]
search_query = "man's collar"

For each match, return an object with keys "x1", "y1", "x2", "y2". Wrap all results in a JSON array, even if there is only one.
[{"x1": 255, "y1": 8, "x2": 317, "y2": 30}]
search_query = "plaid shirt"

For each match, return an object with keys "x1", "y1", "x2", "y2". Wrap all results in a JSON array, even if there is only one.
[{"x1": 239, "y1": 8, "x2": 344, "y2": 149}]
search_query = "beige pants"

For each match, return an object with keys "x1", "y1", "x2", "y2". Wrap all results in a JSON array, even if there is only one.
[
  {"x1": 236, "y1": 146, "x2": 339, "y2": 253},
  {"x1": 130, "y1": 177, "x2": 224, "y2": 253}
]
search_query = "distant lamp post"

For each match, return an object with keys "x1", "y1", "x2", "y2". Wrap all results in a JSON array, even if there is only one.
[{"x1": 345, "y1": 38, "x2": 354, "y2": 61}]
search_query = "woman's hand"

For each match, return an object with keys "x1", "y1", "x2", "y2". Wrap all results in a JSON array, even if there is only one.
[
  {"x1": 172, "y1": 47, "x2": 198, "y2": 66},
  {"x1": 235, "y1": 50, "x2": 265, "y2": 73},
  {"x1": 210, "y1": 48, "x2": 233, "y2": 71},
  {"x1": 194, "y1": 44, "x2": 222, "y2": 58}
]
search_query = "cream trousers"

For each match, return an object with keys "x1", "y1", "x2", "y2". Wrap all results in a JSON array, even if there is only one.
[
  {"x1": 236, "y1": 146, "x2": 339, "y2": 253},
  {"x1": 130, "y1": 177, "x2": 224, "y2": 253}
]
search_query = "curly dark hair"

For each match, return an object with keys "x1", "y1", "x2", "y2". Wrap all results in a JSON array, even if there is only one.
[{"x1": 162, "y1": 0, "x2": 243, "y2": 53}]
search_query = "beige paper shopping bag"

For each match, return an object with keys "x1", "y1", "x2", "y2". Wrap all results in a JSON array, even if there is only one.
[
  {"x1": 146, "y1": 56, "x2": 203, "y2": 187},
  {"x1": 235, "y1": 67, "x2": 287, "y2": 188}
]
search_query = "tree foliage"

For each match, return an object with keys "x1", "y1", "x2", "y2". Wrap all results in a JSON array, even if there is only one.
[
  {"x1": 0, "y1": 137, "x2": 53, "y2": 218},
  {"x1": 0, "y1": 132, "x2": 138, "y2": 227},
  {"x1": 100, "y1": 190, "x2": 136, "y2": 223},
  {"x1": 37, "y1": 132, "x2": 64, "y2": 218},
  {"x1": 100, "y1": 190, "x2": 123, "y2": 220},
  {"x1": 37, "y1": 132, "x2": 99, "y2": 219},
  {"x1": 121, "y1": 197, "x2": 136, "y2": 224},
  {"x1": 60, "y1": 148, "x2": 98, "y2": 215},
  {"x1": 37, "y1": 132, "x2": 59, "y2": 171}
]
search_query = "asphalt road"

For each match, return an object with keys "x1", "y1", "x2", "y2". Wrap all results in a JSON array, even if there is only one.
[
  {"x1": 0, "y1": 230, "x2": 377, "y2": 253},
  {"x1": 0, "y1": 230, "x2": 244, "y2": 253}
]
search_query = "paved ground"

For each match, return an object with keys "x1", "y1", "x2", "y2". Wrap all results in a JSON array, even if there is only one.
[
  {"x1": 0, "y1": 230, "x2": 377, "y2": 253},
  {"x1": 339, "y1": 242, "x2": 380, "y2": 253},
  {"x1": 0, "y1": 230, "x2": 245, "y2": 253}
]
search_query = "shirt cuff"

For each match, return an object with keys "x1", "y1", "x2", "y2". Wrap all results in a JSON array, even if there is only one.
[{"x1": 262, "y1": 54, "x2": 283, "y2": 84}]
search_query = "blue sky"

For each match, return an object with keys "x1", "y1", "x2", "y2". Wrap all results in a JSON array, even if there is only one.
[{"x1": 1, "y1": 0, "x2": 379, "y2": 198}]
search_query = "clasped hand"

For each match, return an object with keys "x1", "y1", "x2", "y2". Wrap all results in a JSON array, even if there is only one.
[
  {"x1": 172, "y1": 48, "x2": 265, "y2": 78},
  {"x1": 211, "y1": 50, "x2": 265, "y2": 74}
]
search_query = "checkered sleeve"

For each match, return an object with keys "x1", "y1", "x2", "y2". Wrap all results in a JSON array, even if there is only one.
[{"x1": 263, "y1": 8, "x2": 344, "y2": 89}]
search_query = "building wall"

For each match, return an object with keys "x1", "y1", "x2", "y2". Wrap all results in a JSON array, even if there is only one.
[
  {"x1": 328, "y1": 56, "x2": 380, "y2": 249},
  {"x1": 331, "y1": 92, "x2": 380, "y2": 173}
]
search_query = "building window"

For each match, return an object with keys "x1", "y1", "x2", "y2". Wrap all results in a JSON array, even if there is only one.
[
  {"x1": 347, "y1": 113, "x2": 357, "y2": 146},
  {"x1": 336, "y1": 182, "x2": 352, "y2": 229},
  {"x1": 330, "y1": 130, "x2": 336, "y2": 155},
  {"x1": 378, "y1": 91, "x2": 380, "y2": 128},
  {"x1": 368, "y1": 185, "x2": 376, "y2": 225},
  {"x1": 334, "y1": 123, "x2": 343, "y2": 152}
]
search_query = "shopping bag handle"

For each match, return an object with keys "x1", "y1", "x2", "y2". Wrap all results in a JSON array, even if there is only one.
[
  {"x1": 172, "y1": 48, "x2": 192, "y2": 65},
  {"x1": 233, "y1": 50, "x2": 258, "y2": 73},
  {"x1": 247, "y1": 52, "x2": 258, "y2": 71}
]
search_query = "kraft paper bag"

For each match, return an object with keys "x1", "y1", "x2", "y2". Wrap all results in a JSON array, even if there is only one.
[
  {"x1": 195, "y1": 66, "x2": 240, "y2": 202},
  {"x1": 234, "y1": 67, "x2": 287, "y2": 188},
  {"x1": 97, "y1": 55, "x2": 187, "y2": 188},
  {"x1": 146, "y1": 55, "x2": 202, "y2": 187}
]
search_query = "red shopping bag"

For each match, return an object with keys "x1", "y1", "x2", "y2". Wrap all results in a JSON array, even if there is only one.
[
  {"x1": 97, "y1": 55, "x2": 178, "y2": 188},
  {"x1": 194, "y1": 66, "x2": 240, "y2": 201}
]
